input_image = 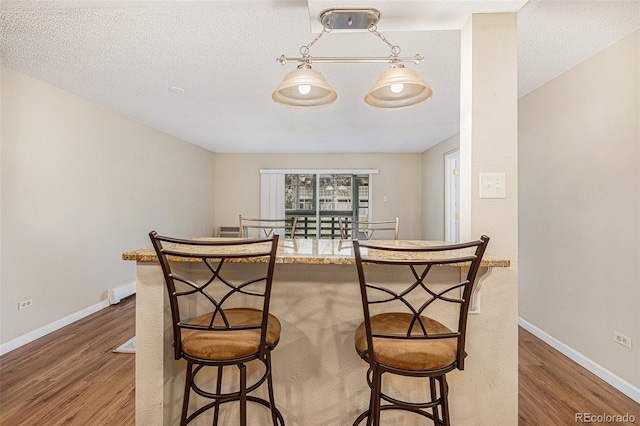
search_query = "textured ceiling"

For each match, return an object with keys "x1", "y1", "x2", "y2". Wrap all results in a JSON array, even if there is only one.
[{"x1": 1, "y1": 1, "x2": 639, "y2": 154}]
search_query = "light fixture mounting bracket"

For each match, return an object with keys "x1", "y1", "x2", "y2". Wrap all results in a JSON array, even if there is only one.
[{"x1": 320, "y1": 8, "x2": 380, "y2": 30}]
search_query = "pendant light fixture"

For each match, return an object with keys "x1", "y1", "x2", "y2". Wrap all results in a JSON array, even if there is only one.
[
  {"x1": 271, "y1": 63, "x2": 337, "y2": 108},
  {"x1": 273, "y1": 8, "x2": 432, "y2": 110},
  {"x1": 364, "y1": 64, "x2": 433, "y2": 109}
]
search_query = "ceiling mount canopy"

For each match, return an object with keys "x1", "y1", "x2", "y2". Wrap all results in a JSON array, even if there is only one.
[
  {"x1": 272, "y1": 8, "x2": 433, "y2": 110},
  {"x1": 320, "y1": 8, "x2": 380, "y2": 30}
]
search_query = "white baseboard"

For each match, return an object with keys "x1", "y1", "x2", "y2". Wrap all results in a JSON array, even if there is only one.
[
  {"x1": 519, "y1": 317, "x2": 640, "y2": 404},
  {"x1": 108, "y1": 281, "x2": 136, "y2": 304},
  {"x1": 0, "y1": 299, "x2": 110, "y2": 356}
]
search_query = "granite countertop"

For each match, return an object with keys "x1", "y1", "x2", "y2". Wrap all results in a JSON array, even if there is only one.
[{"x1": 123, "y1": 238, "x2": 510, "y2": 267}]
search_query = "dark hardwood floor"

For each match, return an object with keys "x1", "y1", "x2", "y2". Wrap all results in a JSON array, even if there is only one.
[{"x1": 1, "y1": 297, "x2": 638, "y2": 425}]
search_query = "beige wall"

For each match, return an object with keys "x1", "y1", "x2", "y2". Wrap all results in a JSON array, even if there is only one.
[
  {"x1": 213, "y1": 153, "x2": 423, "y2": 239},
  {"x1": 422, "y1": 133, "x2": 459, "y2": 240},
  {"x1": 0, "y1": 66, "x2": 217, "y2": 345},
  {"x1": 460, "y1": 13, "x2": 519, "y2": 424},
  {"x1": 519, "y1": 30, "x2": 640, "y2": 387}
]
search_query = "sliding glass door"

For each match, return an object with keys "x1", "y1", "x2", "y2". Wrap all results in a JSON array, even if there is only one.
[{"x1": 285, "y1": 173, "x2": 370, "y2": 239}]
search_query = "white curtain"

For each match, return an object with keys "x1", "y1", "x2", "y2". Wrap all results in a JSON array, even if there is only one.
[{"x1": 260, "y1": 173, "x2": 285, "y2": 219}]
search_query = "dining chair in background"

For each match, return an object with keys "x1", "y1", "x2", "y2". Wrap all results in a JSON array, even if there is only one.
[
  {"x1": 339, "y1": 217, "x2": 399, "y2": 240},
  {"x1": 239, "y1": 215, "x2": 298, "y2": 239}
]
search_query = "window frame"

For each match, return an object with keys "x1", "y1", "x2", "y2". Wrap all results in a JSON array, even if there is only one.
[{"x1": 261, "y1": 169, "x2": 378, "y2": 239}]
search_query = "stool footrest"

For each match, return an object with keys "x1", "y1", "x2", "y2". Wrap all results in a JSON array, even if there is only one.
[
  {"x1": 353, "y1": 405, "x2": 440, "y2": 425},
  {"x1": 186, "y1": 395, "x2": 285, "y2": 425}
]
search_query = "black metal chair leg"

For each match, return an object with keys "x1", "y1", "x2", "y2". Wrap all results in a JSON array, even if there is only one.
[
  {"x1": 365, "y1": 391, "x2": 374, "y2": 426},
  {"x1": 352, "y1": 367, "x2": 374, "y2": 426},
  {"x1": 265, "y1": 353, "x2": 280, "y2": 426},
  {"x1": 212, "y1": 365, "x2": 224, "y2": 426},
  {"x1": 439, "y1": 375, "x2": 450, "y2": 426},
  {"x1": 239, "y1": 364, "x2": 247, "y2": 426},
  {"x1": 181, "y1": 363, "x2": 193, "y2": 426},
  {"x1": 371, "y1": 368, "x2": 382, "y2": 426},
  {"x1": 429, "y1": 377, "x2": 439, "y2": 425}
]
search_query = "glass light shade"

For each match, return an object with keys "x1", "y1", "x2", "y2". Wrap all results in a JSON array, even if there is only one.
[
  {"x1": 364, "y1": 66, "x2": 433, "y2": 109},
  {"x1": 272, "y1": 66, "x2": 337, "y2": 108}
]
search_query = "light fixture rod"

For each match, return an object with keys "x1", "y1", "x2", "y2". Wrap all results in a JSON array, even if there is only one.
[{"x1": 277, "y1": 55, "x2": 424, "y2": 65}]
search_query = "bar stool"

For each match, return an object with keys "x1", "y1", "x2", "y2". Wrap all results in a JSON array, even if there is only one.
[
  {"x1": 352, "y1": 236, "x2": 489, "y2": 425},
  {"x1": 149, "y1": 231, "x2": 285, "y2": 425}
]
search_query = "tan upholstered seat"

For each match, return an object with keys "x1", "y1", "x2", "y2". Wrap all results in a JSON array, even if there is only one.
[
  {"x1": 182, "y1": 308, "x2": 281, "y2": 361},
  {"x1": 355, "y1": 312, "x2": 457, "y2": 371}
]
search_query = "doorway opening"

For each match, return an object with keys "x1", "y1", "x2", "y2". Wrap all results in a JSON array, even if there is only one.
[{"x1": 444, "y1": 149, "x2": 460, "y2": 243}]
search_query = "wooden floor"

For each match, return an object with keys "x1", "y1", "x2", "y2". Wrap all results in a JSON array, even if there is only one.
[
  {"x1": 519, "y1": 327, "x2": 640, "y2": 425},
  {"x1": 1, "y1": 298, "x2": 639, "y2": 425},
  {"x1": 0, "y1": 296, "x2": 135, "y2": 426}
]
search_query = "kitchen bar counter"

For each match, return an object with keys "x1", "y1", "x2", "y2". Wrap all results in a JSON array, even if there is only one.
[
  {"x1": 122, "y1": 238, "x2": 510, "y2": 267},
  {"x1": 124, "y1": 238, "x2": 516, "y2": 425}
]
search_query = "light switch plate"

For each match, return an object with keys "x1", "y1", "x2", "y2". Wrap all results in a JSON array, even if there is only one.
[{"x1": 479, "y1": 173, "x2": 506, "y2": 198}]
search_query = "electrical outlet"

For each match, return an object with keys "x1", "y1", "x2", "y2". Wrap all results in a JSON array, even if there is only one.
[
  {"x1": 18, "y1": 299, "x2": 33, "y2": 310},
  {"x1": 614, "y1": 331, "x2": 632, "y2": 349}
]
